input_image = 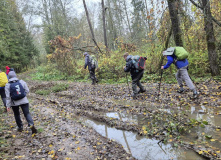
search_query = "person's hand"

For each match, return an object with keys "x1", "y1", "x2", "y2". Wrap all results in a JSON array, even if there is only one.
[
  {"x1": 123, "y1": 66, "x2": 126, "y2": 69},
  {"x1": 161, "y1": 66, "x2": 164, "y2": 69},
  {"x1": 7, "y1": 107, "x2": 10, "y2": 112}
]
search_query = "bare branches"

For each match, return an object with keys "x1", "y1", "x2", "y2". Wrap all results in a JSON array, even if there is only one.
[{"x1": 189, "y1": 0, "x2": 221, "y2": 27}]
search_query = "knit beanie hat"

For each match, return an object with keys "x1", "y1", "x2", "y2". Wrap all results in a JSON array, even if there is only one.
[{"x1": 8, "y1": 71, "x2": 17, "y2": 79}]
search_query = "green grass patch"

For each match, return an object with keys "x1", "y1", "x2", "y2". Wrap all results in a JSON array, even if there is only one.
[
  {"x1": 51, "y1": 83, "x2": 69, "y2": 92},
  {"x1": 35, "y1": 89, "x2": 51, "y2": 95}
]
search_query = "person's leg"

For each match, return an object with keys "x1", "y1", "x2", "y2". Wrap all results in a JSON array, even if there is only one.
[
  {"x1": 20, "y1": 103, "x2": 37, "y2": 133},
  {"x1": 20, "y1": 103, "x2": 34, "y2": 126},
  {"x1": 137, "y1": 71, "x2": 145, "y2": 93},
  {"x1": 11, "y1": 106, "x2": 23, "y2": 130},
  {"x1": 0, "y1": 88, "x2": 7, "y2": 110},
  {"x1": 132, "y1": 79, "x2": 138, "y2": 98},
  {"x1": 175, "y1": 69, "x2": 184, "y2": 93},
  {"x1": 89, "y1": 69, "x2": 96, "y2": 85},
  {"x1": 180, "y1": 66, "x2": 198, "y2": 98},
  {"x1": 180, "y1": 67, "x2": 195, "y2": 90}
]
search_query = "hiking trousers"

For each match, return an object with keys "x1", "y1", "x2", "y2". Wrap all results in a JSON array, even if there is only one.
[
  {"x1": 175, "y1": 66, "x2": 195, "y2": 90},
  {"x1": 11, "y1": 103, "x2": 34, "y2": 128},
  {"x1": 89, "y1": 68, "x2": 98, "y2": 84},
  {"x1": 132, "y1": 70, "x2": 145, "y2": 94},
  {"x1": 0, "y1": 88, "x2": 6, "y2": 108}
]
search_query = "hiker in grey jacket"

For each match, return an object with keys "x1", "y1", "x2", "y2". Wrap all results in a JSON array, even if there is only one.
[
  {"x1": 5, "y1": 71, "x2": 37, "y2": 133},
  {"x1": 84, "y1": 52, "x2": 98, "y2": 85}
]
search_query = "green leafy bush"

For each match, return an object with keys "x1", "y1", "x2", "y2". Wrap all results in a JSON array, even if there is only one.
[
  {"x1": 51, "y1": 83, "x2": 69, "y2": 92},
  {"x1": 35, "y1": 89, "x2": 51, "y2": 95}
]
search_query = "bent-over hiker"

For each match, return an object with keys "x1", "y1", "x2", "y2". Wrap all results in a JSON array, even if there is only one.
[
  {"x1": 0, "y1": 69, "x2": 8, "y2": 112},
  {"x1": 5, "y1": 71, "x2": 37, "y2": 133},
  {"x1": 123, "y1": 52, "x2": 146, "y2": 99},
  {"x1": 161, "y1": 47, "x2": 198, "y2": 99},
  {"x1": 83, "y1": 52, "x2": 98, "y2": 85}
]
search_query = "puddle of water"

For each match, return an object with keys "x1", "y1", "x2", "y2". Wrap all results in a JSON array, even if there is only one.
[{"x1": 82, "y1": 117, "x2": 204, "y2": 160}]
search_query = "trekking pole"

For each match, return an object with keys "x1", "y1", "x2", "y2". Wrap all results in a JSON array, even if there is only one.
[
  {"x1": 157, "y1": 69, "x2": 163, "y2": 101},
  {"x1": 126, "y1": 73, "x2": 131, "y2": 95}
]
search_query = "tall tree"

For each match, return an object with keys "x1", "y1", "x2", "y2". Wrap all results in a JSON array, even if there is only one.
[
  {"x1": 0, "y1": 0, "x2": 39, "y2": 71},
  {"x1": 101, "y1": 0, "x2": 108, "y2": 51},
  {"x1": 167, "y1": 0, "x2": 183, "y2": 46},
  {"x1": 189, "y1": 0, "x2": 220, "y2": 76},
  {"x1": 83, "y1": 0, "x2": 102, "y2": 54}
]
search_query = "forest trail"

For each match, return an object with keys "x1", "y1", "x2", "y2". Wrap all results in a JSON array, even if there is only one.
[{"x1": 0, "y1": 75, "x2": 221, "y2": 159}]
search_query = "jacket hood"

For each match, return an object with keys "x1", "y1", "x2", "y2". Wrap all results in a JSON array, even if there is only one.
[
  {"x1": 8, "y1": 71, "x2": 17, "y2": 79},
  {"x1": 84, "y1": 52, "x2": 89, "y2": 57},
  {"x1": 5, "y1": 66, "x2": 10, "y2": 70},
  {"x1": 126, "y1": 55, "x2": 132, "y2": 62}
]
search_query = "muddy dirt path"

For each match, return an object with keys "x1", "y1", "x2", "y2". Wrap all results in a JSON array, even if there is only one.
[{"x1": 1, "y1": 75, "x2": 221, "y2": 160}]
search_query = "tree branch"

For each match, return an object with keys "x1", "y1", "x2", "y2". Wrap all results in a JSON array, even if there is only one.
[
  {"x1": 189, "y1": 0, "x2": 203, "y2": 9},
  {"x1": 212, "y1": 16, "x2": 221, "y2": 27},
  {"x1": 189, "y1": 0, "x2": 221, "y2": 27}
]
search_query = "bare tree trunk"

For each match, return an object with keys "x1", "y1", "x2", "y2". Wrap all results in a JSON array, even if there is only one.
[
  {"x1": 101, "y1": 0, "x2": 108, "y2": 52},
  {"x1": 107, "y1": 0, "x2": 118, "y2": 50},
  {"x1": 123, "y1": 0, "x2": 132, "y2": 38},
  {"x1": 201, "y1": 0, "x2": 220, "y2": 76},
  {"x1": 167, "y1": 0, "x2": 183, "y2": 46},
  {"x1": 82, "y1": 0, "x2": 102, "y2": 54}
]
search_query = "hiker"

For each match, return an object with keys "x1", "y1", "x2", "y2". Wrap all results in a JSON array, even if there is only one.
[
  {"x1": 123, "y1": 52, "x2": 146, "y2": 99},
  {"x1": 83, "y1": 52, "x2": 98, "y2": 85},
  {"x1": 5, "y1": 66, "x2": 14, "y2": 75},
  {"x1": 161, "y1": 47, "x2": 198, "y2": 99},
  {"x1": 0, "y1": 69, "x2": 8, "y2": 112},
  {"x1": 5, "y1": 71, "x2": 37, "y2": 133}
]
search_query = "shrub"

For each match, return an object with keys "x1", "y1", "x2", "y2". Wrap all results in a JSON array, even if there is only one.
[{"x1": 51, "y1": 83, "x2": 69, "y2": 92}]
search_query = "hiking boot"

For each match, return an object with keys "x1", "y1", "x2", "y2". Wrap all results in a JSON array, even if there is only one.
[
  {"x1": 91, "y1": 81, "x2": 96, "y2": 85},
  {"x1": 30, "y1": 126, "x2": 37, "y2": 134},
  {"x1": 138, "y1": 89, "x2": 146, "y2": 94},
  {"x1": 132, "y1": 93, "x2": 138, "y2": 99},
  {"x1": 17, "y1": 127, "x2": 23, "y2": 132},
  {"x1": 177, "y1": 88, "x2": 184, "y2": 93},
  {"x1": 191, "y1": 91, "x2": 199, "y2": 99}
]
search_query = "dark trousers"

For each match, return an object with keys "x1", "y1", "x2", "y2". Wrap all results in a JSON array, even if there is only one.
[
  {"x1": 132, "y1": 70, "x2": 145, "y2": 94},
  {"x1": 11, "y1": 103, "x2": 34, "y2": 128},
  {"x1": 89, "y1": 68, "x2": 98, "y2": 84},
  {"x1": 0, "y1": 88, "x2": 6, "y2": 107}
]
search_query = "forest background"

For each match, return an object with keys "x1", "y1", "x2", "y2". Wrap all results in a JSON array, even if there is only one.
[{"x1": 0, "y1": 0, "x2": 221, "y2": 83}]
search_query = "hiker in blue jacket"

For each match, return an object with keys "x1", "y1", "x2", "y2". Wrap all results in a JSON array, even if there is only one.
[
  {"x1": 123, "y1": 52, "x2": 146, "y2": 99},
  {"x1": 83, "y1": 52, "x2": 98, "y2": 85},
  {"x1": 161, "y1": 48, "x2": 198, "y2": 99}
]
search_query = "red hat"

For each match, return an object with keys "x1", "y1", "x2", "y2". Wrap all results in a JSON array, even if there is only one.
[{"x1": 6, "y1": 66, "x2": 10, "y2": 69}]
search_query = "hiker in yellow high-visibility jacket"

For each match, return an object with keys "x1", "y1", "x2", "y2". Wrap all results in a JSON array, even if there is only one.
[{"x1": 0, "y1": 69, "x2": 8, "y2": 112}]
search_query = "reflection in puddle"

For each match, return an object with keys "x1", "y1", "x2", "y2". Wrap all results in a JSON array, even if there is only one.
[
  {"x1": 83, "y1": 118, "x2": 203, "y2": 160},
  {"x1": 82, "y1": 101, "x2": 221, "y2": 159}
]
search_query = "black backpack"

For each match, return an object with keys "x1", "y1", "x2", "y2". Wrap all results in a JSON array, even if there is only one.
[{"x1": 10, "y1": 80, "x2": 26, "y2": 100}]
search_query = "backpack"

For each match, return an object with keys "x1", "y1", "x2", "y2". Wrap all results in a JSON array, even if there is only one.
[
  {"x1": 174, "y1": 47, "x2": 189, "y2": 60},
  {"x1": 163, "y1": 47, "x2": 189, "y2": 60},
  {"x1": 89, "y1": 55, "x2": 98, "y2": 69},
  {"x1": 131, "y1": 55, "x2": 146, "y2": 70},
  {"x1": 0, "y1": 72, "x2": 8, "y2": 87},
  {"x1": 9, "y1": 80, "x2": 26, "y2": 100}
]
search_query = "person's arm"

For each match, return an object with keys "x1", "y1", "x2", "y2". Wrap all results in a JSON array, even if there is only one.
[
  {"x1": 21, "y1": 80, "x2": 29, "y2": 94},
  {"x1": 84, "y1": 56, "x2": 89, "y2": 69},
  {"x1": 124, "y1": 61, "x2": 131, "y2": 72},
  {"x1": 162, "y1": 56, "x2": 174, "y2": 69},
  {"x1": 5, "y1": 83, "x2": 11, "y2": 109}
]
